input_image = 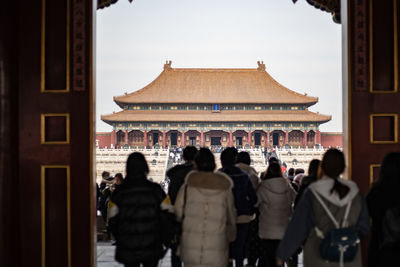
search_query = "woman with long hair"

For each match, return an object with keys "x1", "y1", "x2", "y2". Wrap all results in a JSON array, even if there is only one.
[
  {"x1": 276, "y1": 149, "x2": 369, "y2": 267},
  {"x1": 256, "y1": 162, "x2": 296, "y2": 267},
  {"x1": 110, "y1": 152, "x2": 166, "y2": 267}
]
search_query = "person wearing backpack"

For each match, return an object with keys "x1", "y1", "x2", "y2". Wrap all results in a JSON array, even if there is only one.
[
  {"x1": 109, "y1": 152, "x2": 166, "y2": 267},
  {"x1": 367, "y1": 152, "x2": 400, "y2": 267},
  {"x1": 276, "y1": 148, "x2": 370, "y2": 267}
]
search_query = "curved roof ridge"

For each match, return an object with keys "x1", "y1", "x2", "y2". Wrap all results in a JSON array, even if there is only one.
[
  {"x1": 114, "y1": 69, "x2": 167, "y2": 102},
  {"x1": 171, "y1": 68, "x2": 259, "y2": 72},
  {"x1": 261, "y1": 70, "x2": 318, "y2": 102},
  {"x1": 114, "y1": 63, "x2": 319, "y2": 105}
]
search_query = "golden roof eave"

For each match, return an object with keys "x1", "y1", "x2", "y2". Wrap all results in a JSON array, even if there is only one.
[
  {"x1": 101, "y1": 109, "x2": 332, "y2": 124},
  {"x1": 113, "y1": 66, "x2": 319, "y2": 105}
]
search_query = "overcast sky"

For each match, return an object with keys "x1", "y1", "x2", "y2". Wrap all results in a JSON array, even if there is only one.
[{"x1": 96, "y1": 0, "x2": 342, "y2": 132}]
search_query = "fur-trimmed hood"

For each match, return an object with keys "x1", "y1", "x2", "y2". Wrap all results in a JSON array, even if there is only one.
[
  {"x1": 185, "y1": 170, "x2": 233, "y2": 193},
  {"x1": 308, "y1": 176, "x2": 359, "y2": 207}
]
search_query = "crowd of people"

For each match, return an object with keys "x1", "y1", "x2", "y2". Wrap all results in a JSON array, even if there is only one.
[{"x1": 97, "y1": 146, "x2": 400, "y2": 267}]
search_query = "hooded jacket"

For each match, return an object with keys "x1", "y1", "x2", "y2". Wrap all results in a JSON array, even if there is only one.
[
  {"x1": 257, "y1": 176, "x2": 296, "y2": 239},
  {"x1": 174, "y1": 170, "x2": 237, "y2": 267},
  {"x1": 276, "y1": 176, "x2": 370, "y2": 267}
]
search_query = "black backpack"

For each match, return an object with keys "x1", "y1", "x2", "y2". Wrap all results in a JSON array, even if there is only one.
[
  {"x1": 380, "y1": 206, "x2": 400, "y2": 249},
  {"x1": 311, "y1": 189, "x2": 360, "y2": 264}
]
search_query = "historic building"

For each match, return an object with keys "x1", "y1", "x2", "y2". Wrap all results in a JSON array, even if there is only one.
[{"x1": 101, "y1": 61, "x2": 331, "y2": 148}]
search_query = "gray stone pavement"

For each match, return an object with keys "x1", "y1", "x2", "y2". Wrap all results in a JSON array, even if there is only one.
[
  {"x1": 97, "y1": 242, "x2": 171, "y2": 267},
  {"x1": 97, "y1": 242, "x2": 303, "y2": 267}
]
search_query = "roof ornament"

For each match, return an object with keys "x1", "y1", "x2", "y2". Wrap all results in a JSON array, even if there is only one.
[
  {"x1": 257, "y1": 61, "x2": 266, "y2": 71},
  {"x1": 164, "y1": 60, "x2": 172, "y2": 70}
]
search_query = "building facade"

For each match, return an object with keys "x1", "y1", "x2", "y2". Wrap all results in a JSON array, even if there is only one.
[{"x1": 101, "y1": 61, "x2": 331, "y2": 148}]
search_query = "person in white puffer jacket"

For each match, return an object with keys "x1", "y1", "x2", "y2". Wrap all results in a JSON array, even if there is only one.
[
  {"x1": 256, "y1": 162, "x2": 296, "y2": 267},
  {"x1": 174, "y1": 148, "x2": 237, "y2": 267}
]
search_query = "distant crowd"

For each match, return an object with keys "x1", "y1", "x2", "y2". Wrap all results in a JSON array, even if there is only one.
[{"x1": 97, "y1": 146, "x2": 400, "y2": 267}]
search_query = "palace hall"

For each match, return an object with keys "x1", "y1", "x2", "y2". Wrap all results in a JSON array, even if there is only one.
[{"x1": 101, "y1": 61, "x2": 331, "y2": 148}]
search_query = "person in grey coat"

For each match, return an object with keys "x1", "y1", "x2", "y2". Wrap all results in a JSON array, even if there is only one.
[{"x1": 276, "y1": 149, "x2": 369, "y2": 267}]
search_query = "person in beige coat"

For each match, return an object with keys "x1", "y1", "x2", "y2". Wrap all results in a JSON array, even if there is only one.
[
  {"x1": 257, "y1": 162, "x2": 296, "y2": 267},
  {"x1": 174, "y1": 148, "x2": 237, "y2": 267}
]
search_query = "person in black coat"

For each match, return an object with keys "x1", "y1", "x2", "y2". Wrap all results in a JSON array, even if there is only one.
[
  {"x1": 220, "y1": 147, "x2": 257, "y2": 267},
  {"x1": 293, "y1": 159, "x2": 320, "y2": 208},
  {"x1": 367, "y1": 152, "x2": 400, "y2": 267},
  {"x1": 165, "y1": 145, "x2": 197, "y2": 267},
  {"x1": 167, "y1": 146, "x2": 198, "y2": 205},
  {"x1": 110, "y1": 152, "x2": 166, "y2": 267}
]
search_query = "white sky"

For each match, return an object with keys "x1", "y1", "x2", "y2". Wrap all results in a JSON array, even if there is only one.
[{"x1": 96, "y1": 0, "x2": 342, "y2": 132}]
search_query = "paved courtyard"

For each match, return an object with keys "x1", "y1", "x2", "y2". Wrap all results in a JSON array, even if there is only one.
[
  {"x1": 97, "y1": 242, "x2": 171, "y2": 267},
  {"x1": 97, "y1": 241, "x2": 303, "y2": 267}
]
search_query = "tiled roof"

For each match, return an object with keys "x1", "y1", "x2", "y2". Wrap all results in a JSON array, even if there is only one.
[
  {"x1": 114, "y1": 62, "x2": 318, "y2": 105},
  {"x1": 101, "y1": 109, "x2": 331, "y2": 124}
]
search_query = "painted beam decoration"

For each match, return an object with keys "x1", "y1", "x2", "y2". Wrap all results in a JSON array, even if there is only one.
[
  {"x1": 292, "y1": 0, "x2": 341, "y2": 23},
  {"x1": 354, "y1": 0, "x2": 368, "y2": 92},
  {"x1": 72, "y1": 0, "x2": 86, "y2": 91}
]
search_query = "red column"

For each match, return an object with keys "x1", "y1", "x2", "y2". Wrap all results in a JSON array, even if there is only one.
[
  {"x1": 229, "y1": 131, "x2": 233, "y2": 147},
  {"x1": 124, "y1": 130, "x2": 128, "y2": 145},
  {"x1": 111, "y1": 129, "x2": 116, "y2": 148},
  {"x1": 181, "y1": 130, "x2": 185, "y2": 147},
  {"x1": 143, "y1": 130, "x2": 147, "y2": 147},
  {"x1": 200, "y1": 130, "x2": 204, "y2": 147},
  {"x1": 162, "y1": 130, "x2": 166, "y2": 148},
  {"x1": 284, "y1": 130, "x2": 289, "y2": 145},
  {"x1": 303, "y1": 130, "x2": 307, "y2": 148},
  {"x1": 316, "y1": 130, "x2": 321, "y2": 145},
  {"x1": 266, "y1": 130, "x2": 270, "y2": 148},
  {"x1": 248, "y1": 130, "x2": 252, "y2": 147}
]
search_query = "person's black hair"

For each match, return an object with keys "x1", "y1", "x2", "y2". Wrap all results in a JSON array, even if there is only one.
[
  {"x1": 321, "y1": 148, "x2": 349, "y2": 199},
  {"x1": 295, "y1": 168, "x2": 305, "y2": 175},
  {"x1": 102, "y1": 171, "x2": 110, "y2": 178},
  {"x1": 288, "y1": 168, "x2": 295, "y2": 176},
  {"x1": 236, "y1": 151, "x2": 251, "y2": 165},
  {"x1": 308, "y1": 159, "x2": 321, "y2": 177},
  {"x1": 268, "y1": 157, "x2": 279, "y2": 165},
  {"x1": 114, "y1": 173, "x2": 124, "y2": 180},
  {"x1": 183, "y1": 146, "x2": 198, "y2": 162},
  {"x1": 125, "y1": 152, "x2": 149, "y2": 181},
  {"x1": 374, "y1": 152, "x2": 400, "y2": 192},
  {"x1": 220, "y1": 147, "x2": 238, "y2": 168},
  {"x1": 195, "y1": 148, "x2": 216, "y2": 172},
  {"x1": 264, "y1": 162, "x2": 283, "y2": 179}
]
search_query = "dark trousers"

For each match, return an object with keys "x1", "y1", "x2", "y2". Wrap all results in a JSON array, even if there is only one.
[
  {"x1": 124, "y1": 259, "x2": 159, "y2": 267},
  {"x1": 287, "y1": 254, "x2": 298, "y2": 267},
  {"x1": 171, "y1": 245, "x2": 182, "y2": 267},
  {"x1": 259, "y1": 239, "x2": 280, "y2": 267},
  {"x1": 230, "y1": 223, "x2": 249, "y2": 267}
]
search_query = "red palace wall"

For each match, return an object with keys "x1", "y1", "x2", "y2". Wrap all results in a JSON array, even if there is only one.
[
  {"x1": 96, "y1": 132, "x2": 111, "y2": 148},
  {"x1": 321, "y1": 132, "x2": 342, "y2": 148}
]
